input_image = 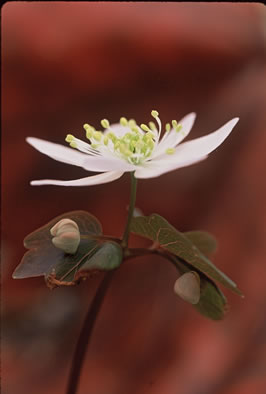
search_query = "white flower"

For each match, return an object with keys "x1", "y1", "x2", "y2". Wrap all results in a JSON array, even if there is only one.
[
  {"x1": 50, "y1": 218, "x2": 80, "y2": 254},
  {"x1": 26, "y1": 111, "x2": 239, "y2": 186}
]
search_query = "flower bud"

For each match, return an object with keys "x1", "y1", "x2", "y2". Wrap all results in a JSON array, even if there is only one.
[
  {"x1": 174, "y1": 271, "x2": 200, "y2": 304},
  {"x1": 50, "y1": 219, "x2": 80, "y2": 254}
]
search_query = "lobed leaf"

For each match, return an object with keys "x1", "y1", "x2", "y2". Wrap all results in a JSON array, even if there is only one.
[
  {"x1": 23, "y1": 210, "x2": 102, "y2": 249},
  {"x1": 184, "y1": 231, "x2": 217, "y2": 257},
  {"x1": 12, "y1": 211, "x2": 122, "y2": 288},
  {"x1": 131, "y1": 214, "x2": 242, "y2": 296}
]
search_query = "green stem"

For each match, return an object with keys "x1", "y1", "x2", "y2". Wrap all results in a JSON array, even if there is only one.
[{"x1": 121, "y1": 172, "x2": 137, "y2": 248}]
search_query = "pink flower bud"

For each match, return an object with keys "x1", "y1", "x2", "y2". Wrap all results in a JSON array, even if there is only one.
[
  {"x1": 174, "y1": 271, "x2": 200, "y2": 304},
  {"x1": 50, "y1": 219, "x2": 80, "y2": 254}
]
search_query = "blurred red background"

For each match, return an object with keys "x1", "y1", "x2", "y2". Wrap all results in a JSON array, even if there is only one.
[{"x1": 2, "y1": 3, "x2": 266, "y2": 394}]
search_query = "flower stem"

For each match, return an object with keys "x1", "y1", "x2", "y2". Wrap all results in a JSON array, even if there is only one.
[
  {"x1": 121, "y1": 172, "x2": 137, "y2": 248},
  {"x1": 66, "y1": 272, "x2": 114, "y2": 394}
]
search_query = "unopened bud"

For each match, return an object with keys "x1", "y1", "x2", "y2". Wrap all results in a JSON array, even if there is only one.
[
  {"x1": 50, "y1": 219, "x2": 80, "y2": 254},
  {"x1": 174, "y1": 271, "x2": 200, "y2": 304}
]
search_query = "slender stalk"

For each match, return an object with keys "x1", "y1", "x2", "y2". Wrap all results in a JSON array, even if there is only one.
[
  {"x1": 121, "y1": 172, "x2": 137, "y2": 248},
  {"x1": 66, "y1": 271, "x2": 114, "y2": 394},
  {"x1": 66, "y1": 173, "x2": 137, "y2": 394}
]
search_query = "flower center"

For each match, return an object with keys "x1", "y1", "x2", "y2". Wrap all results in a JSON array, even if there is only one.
[{"x1": 65, "y1": 110, "x2": 182, "y2": 165}]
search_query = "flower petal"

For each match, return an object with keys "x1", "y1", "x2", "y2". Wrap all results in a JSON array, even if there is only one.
[
  {"x1": 152, "y1": 113, "x2": 196, "y2": 158},
  {"x1": 27, "y1": 137, "x2": 135, "y2": 172},
  {"x1": 30, "y1": 171, "x2": 124, "y2": 186},
  {"x1": 27, "y1": 137, "x2": 88, "y2": 166},
  {"x1": 135, "y1": 117, "x2": 238, "y2": 179},
  {"x1": 134, "y1": 156, "x2": 208, "y2": 179},
  {"x1": 82, "y1": 157, "x2": 136, "y2": 172},
  {"x1": 168, "y1": 117, "x2": 239, "y2": 163}
]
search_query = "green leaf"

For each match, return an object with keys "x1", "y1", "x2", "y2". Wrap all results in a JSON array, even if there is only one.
[
  {"x1": 174, "y1": 258, "x2": 227, "y2": 320},
  {"x1": 23, "y1": 210, "x2": 102, "y2": 249},
  {"x1": 184, "y1": 231, "x2": 217, "y2": 257},
  {"x1": 131, "y1": 214, "x2": 242, "y2": 296},
  {"x1": 196, "y1": 278, "x2": 227, "y2": 320},
  {"x1": 12, "y1": 211, "x2": 122, "y2": 288},
  {"x1": 53, "y1": 241, "x2": 122, "y2": 283}
]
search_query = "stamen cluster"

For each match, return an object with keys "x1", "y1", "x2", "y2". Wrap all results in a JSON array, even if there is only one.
[{"x1": 65, "y1": 110, "x2": 182, "y2": 165}]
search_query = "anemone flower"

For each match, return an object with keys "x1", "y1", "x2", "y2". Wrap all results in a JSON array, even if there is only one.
[{"x1": 26, "y1": 111, "x2": 239, "y2": 186}]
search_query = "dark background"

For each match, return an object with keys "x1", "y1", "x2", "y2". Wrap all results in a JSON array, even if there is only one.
[{"x1": 2, "y1": 3, "x2": 266, "y2": 394}]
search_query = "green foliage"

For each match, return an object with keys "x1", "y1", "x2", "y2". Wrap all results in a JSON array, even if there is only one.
[
  {"x1": 131, "y1": 213, "x2": 242, "y2": 296},
  {"x1": 173, "y1": 257, "x2": 227, "y2": 320},
  {"x1": 12, "y1": 210, "x2": 242, "y2": 319},
  {"x1": 184, "y1": 231, "x2": 217, "y2": 257},
  {"x1": 12, "y1": 211, "x2": 122, "y2": 288}
]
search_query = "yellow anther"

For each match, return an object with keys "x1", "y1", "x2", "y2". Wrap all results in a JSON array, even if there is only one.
[
  {"x1": 114, "y1": 140, "x2": 121, "y2": 150},
  {"x1": 172, "y1": 120, "x2": 178, "y2": 128},
  {"x1": 93, "y1": 131, "x2": 102, "y2": 141},
  {"x1": 140, "y1": 124, "x2": 150, "y2": 132},
  {"x1": 128, "y1": 119, "x2": 137, "y2": 128},
  {"x1": 103, "y1": 136, "x2": 109, "y2": 145},
  {"x1": 120, "y1": 117, "x2": 128, "y2": 126},
  {"x1": 124, "y1": 132, "x2": 132, "y2": 139},
  {"x1": 151, "y1": 110, "x2": 159, "y2": 118},
  {"x1": 65, "y1": 134, "x2": 74, "y2": 143},
  {"x1": 107, "y1": 132, "x2": 116, "y2": 143},
  {"x1": 86, "y1": 129, "x2": 93, "y2": 139},
  {"x1": 143, "y1": 132, "x2": 153, "y2": 143},
  {"x1": 91, "y1": 144, "x2": 99, "y2": 149},
  {"x1": 146, "y1": 131, "x2": 154, "y2": 139},
  {"x1": 172, "y1": 120, "x2": 182, "y2": 131},
  {"x1": 83, "y1": 123, "x2": 95, "y2": 132},
  {"x1": 131, "y1": 125, "x2": 140, "y2": 133},
  {"x1": 165, "y1": 123, "x2": 171, "y2": 132},
  {"x1": 83, "y1": 123, "x2": 92, "y2": 131},
  {"x1": 70, "y1": 141, "x2": 78, "y2": 148},
  {"x1": 130, "y1": 140, "x2": 137, "y2": 149},
  {"x1": 166, "y1": 148, "x2": 175, "y2": 155},
  {"x1": 132, "y1": 134, "x2": 140, "y2": 142},
  {"x1": 101, "y1": 119, "x2": 110, "y2": 129},
  {"x1": 148, "y1": 121, "x2": 157, "y2": 131}
]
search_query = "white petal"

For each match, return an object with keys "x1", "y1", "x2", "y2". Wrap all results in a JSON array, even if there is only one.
[
  {"x1": 170, "y1": 117, "x2": 239, "y2": 163},
  {"x1": 135, "y1": 117, "x2": 238, "y2": 179},
  {"x1": 27, "y1": 137, "x2": 88, "y2": 166},
  {"x1": 82, "y1": 156, "x2": 136, "y2": 172},
  {"x1": 27, "y1": 137, "x2": 135, "y2": 172},
  {"x1": 134, "y1": 155, "x2": 208, "y2": 179},
  {"x1": 30, "y1": 171, "x2": 124, "y2": 186},
  {"x1": 152, "y1": 113, "x2": 196, "y2": 158}
]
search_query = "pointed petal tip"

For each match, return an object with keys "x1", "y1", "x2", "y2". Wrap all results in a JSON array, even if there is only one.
[
  {"x1": 228, "y1": 117, "x2": 239, "y2": 126},
  {"x1": 26, "y1": 136, "x2": 40, "y2": 144},
  {"x1": 26, "y1": 136, "x2": 34, "y2": 145},
  {"x1": 182, "y1": 112, "x2": 197, "y2": 123},
  {"x1": 28, "y1": 171, "x2": 124, "y2": 187},
  {"x1": 233, "y1": 117, "x2": 240, "y2": 125}
]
